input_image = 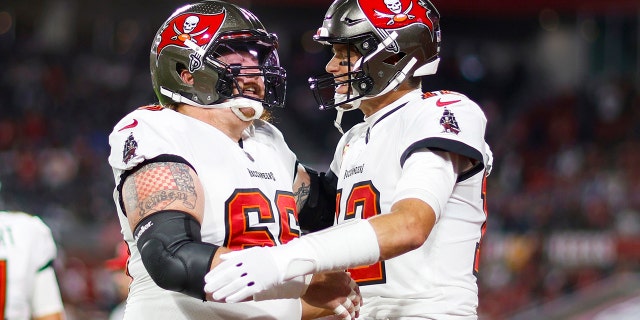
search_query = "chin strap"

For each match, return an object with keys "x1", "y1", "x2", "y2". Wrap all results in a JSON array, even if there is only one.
[
  {"x1": 334, "y1": 108, "x2": 345, "y2": 134},
  {"x1": 331, "y1": 100, "x2": 359, "y2": 135},
  {"x1": 160, "y1": 86, "x2": 264, "y2": 121},
  {"x1": 218, "y1": 98, "x2": 264, "y2": 121},
  {"x1": 160, "y1": 87, "x2": 212, "y2": 108}
]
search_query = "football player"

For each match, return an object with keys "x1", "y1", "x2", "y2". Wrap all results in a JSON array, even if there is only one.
[
  {"x1": 204, "y1": 0, "x2": 494, "y2": 319},
  {"x1": 108, "y1": 1, "x2": 359, "y2": 319},
  {"x1": 0, "y1": 211, "x2": 65, "y2": 320}
]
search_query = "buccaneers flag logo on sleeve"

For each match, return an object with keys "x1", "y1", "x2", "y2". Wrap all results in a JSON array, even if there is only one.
[
  {"x1": 358, "y1": 0, "x2": 434, "y2": 31},
  {"x1": 155, "y1": 10, "x2": 226, "y2": 71}
]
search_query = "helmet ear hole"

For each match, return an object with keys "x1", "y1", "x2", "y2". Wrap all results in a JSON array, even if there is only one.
[
  {"x1": 175, "y1": 63, "x2": 191, "y2": 85},
  {"x1": 176, "y1": 63, "x2": 187, "y2": 74},
  {"x1": 382, "y1": 52, "x2": 406, "y2": 66}
]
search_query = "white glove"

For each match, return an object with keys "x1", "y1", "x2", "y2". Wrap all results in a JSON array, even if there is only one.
[
  {"x1": 204, "y1": 220, "x2": 379, "y2": 303},
  {"x1": 204, "y1": 246, "x2": 294, "y2": 302},
  {"x1": 253, "y1": 274, "x2": 311, "y2": 302}
]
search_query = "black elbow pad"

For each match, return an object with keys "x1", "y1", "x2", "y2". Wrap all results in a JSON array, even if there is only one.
[
  {"x1": 134, "y1": 210, "x2": 218, "y2": 300},
  {"x1": 298, "y1": 167, "x2": 338, "y2": 232}
]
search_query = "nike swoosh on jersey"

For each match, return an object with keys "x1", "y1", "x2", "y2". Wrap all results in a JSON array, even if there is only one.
[
  {"x1": 435, "y1": 98, "x2": 461, "y2": 107},
  {"x1": 118, "y1": 119, "x2": 138, "y2": 132}
]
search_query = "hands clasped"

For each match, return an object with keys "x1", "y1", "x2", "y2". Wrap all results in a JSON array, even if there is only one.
[
  {"x1": 304, "y1": 271, "x2": 361, "y2": 320},
  {"x1": 203, "y1": 245, "x2": 362, "y2": 319}
]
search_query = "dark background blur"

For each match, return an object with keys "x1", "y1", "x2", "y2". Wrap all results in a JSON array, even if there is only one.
[{"x1": 2, "y1": 0, "x2": 640, "y2": 319}]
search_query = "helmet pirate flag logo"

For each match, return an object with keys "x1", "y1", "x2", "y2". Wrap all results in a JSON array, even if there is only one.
[
  {"x1": 156, "y1": 11, "x2": 226, "y2": 70},
  {"x1": 357, "y1": 0, "x2": 435, "y2": 53},
  {"x1": 358, "y1": 0, "x2": 434, "y2": 30}
]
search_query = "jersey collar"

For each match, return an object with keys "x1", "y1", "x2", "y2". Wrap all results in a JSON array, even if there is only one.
[{"x1": 363, "y1": 89, "x2": 422, "y2": 127}]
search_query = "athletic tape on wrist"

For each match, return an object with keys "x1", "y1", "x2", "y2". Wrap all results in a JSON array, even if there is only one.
[{"x1": 271, "y1": 219, "x2": 380, "y2": 280}]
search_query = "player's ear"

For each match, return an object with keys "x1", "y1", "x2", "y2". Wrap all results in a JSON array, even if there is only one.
[{"x1": 180, "y1": 69, "x2": 194, "y2": 85}]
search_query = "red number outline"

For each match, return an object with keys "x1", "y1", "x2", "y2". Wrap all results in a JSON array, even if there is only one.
[
  {"x1": 223, "y1": 188, "x2": 300, "y2": 250},
  {"x1": 473, "y1": 173, "x2": 489, "y2": 276},
  {"x1": 0, "y1": 260, "x2": 6, "y2": 319},
  {"x1": 275, "y1": 191, "x2": 300, "y2": 244},
  {"x1": 341, "y1": 181, "x2": 386, "y2": 285}
]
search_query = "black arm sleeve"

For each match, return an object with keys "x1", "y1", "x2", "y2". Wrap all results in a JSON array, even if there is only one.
[
  {"x1": 298, "y1": 166, "x2": 338, "y2": 233},
  {"x1": 134, "y1": 210, "x2": 218, "y2": 300}
]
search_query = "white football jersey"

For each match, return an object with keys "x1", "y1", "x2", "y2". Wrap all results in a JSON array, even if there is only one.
[
  {"x1": 0, "y1": 211, "x2": 61, "y2": 320},
  {"x1": 330, "y1": 89, "x2": 492, "y2": 319},
  {"x1": 108, "y1": 106, "x2": 303, "y2": 319}
]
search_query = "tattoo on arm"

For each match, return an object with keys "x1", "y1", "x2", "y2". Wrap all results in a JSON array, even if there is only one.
[
  {"x1": 293, "y1": 182, "x2": 310, "y2": 211},
  {"x1": 123, "y1": 162, "x2": 198, "y2": 218}
]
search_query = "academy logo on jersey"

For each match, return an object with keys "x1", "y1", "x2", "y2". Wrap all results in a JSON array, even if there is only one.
[
  {"x1": 358, "y1": 0, "x2": 434, "y2": 31},
  {"x1": 122, "y1": 133, "x2": 138, "y2": 164},
  {"x1": 440, "y1": 108, "x2": 461, "y2": 135},
  {"x1": 156, "y1": 11, "x2": 226, "y2": 72}
]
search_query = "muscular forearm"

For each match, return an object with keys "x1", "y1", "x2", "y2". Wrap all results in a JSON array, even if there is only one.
[{"x1": 369, "y1": 198, "x2": 436, "y2": 260}]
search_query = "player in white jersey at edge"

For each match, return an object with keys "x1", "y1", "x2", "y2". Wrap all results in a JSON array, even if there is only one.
[
  {"x1": 204, "y1": 0, "x2": 494, "y2": 319},
  {"x1": 107, "y1": 1, "x2": 360, "y2": 319},
  {"x1": 0, "y1": 211, "x2": 65, "y2": 320}
]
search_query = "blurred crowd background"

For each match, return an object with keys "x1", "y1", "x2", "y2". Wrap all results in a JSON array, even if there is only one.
[{"x1": 2, "y1": 0, "x2": 640, "y2": 319}]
